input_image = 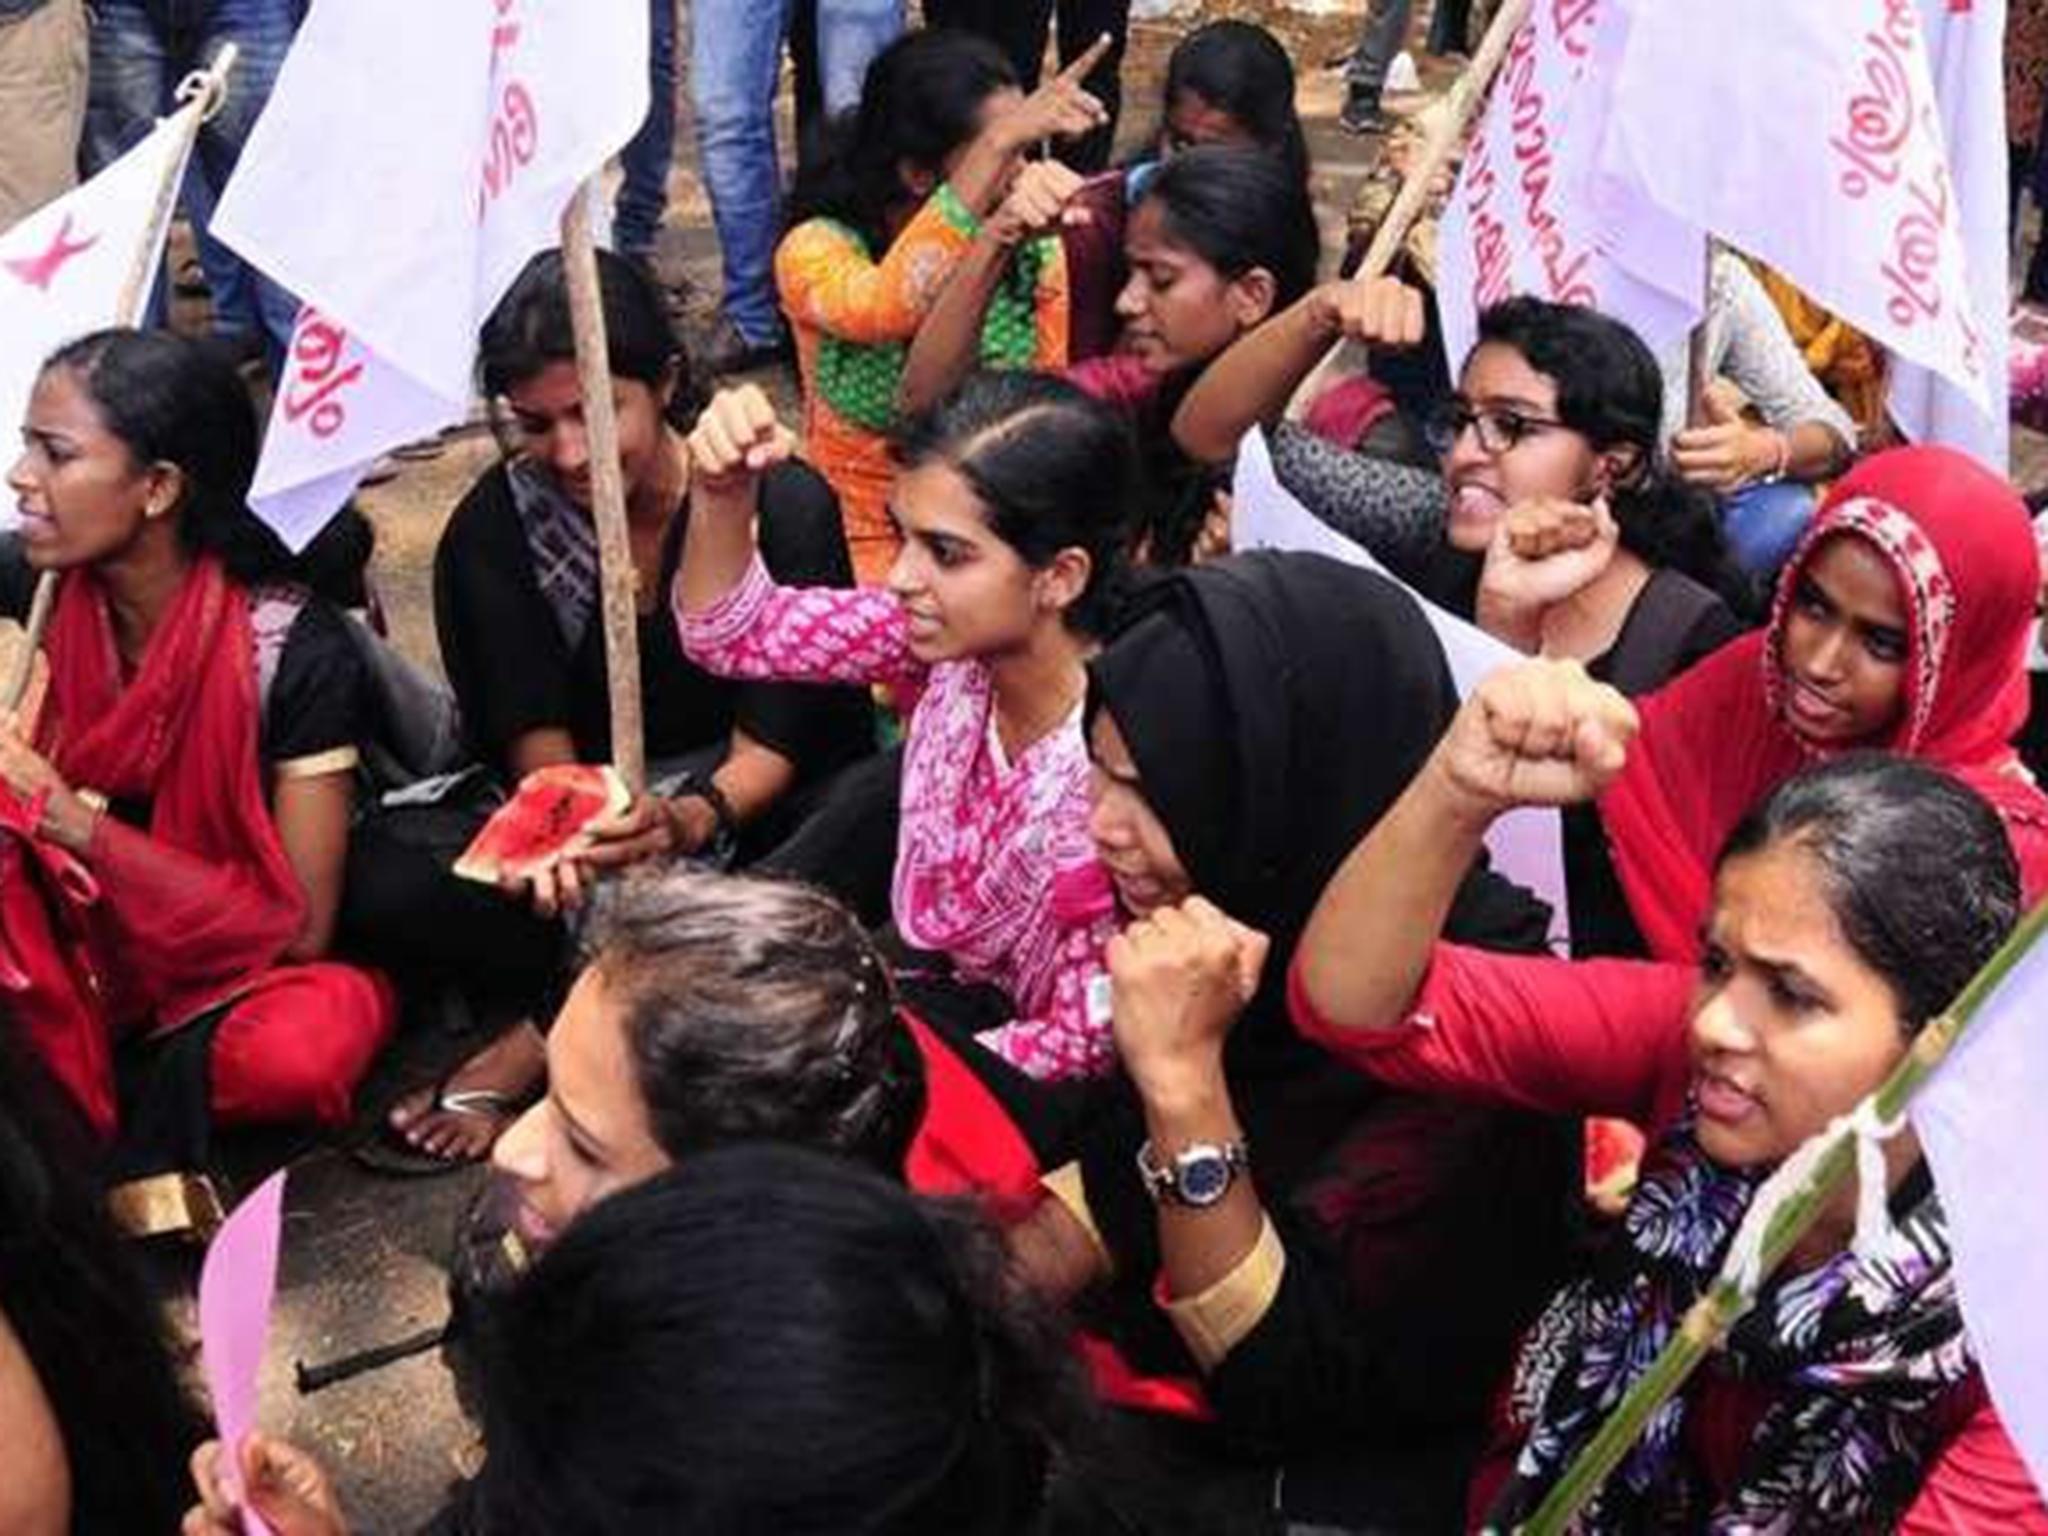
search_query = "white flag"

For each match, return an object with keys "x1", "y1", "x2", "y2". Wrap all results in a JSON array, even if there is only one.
[
  {"x1": 1435, "y1": 0, "x2": 1701, "y2": 378},
  {"x1": 1886, "y1": 0, "x2": 2009, "y2": 467},
  {"x1": 1229, "y1": 429, "x2": 1571, "y2": 947},
  {"x1": 1603, "y1": 0, "x2": 1991, "y2": 420},
  {"x1": 212, "y1": 0, "x2": 649, "y2": 550},
  {"x1": 0, "y1": 109, "x2": 198, "y2": 522},
  {"x1": 1913, "y1": 912, "x2": 2048, "y2": 1503}
]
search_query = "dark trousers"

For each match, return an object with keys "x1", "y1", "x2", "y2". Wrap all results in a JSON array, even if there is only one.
[{"x1": 921, "y1": 0, "x2": 1128, "y2": 172}]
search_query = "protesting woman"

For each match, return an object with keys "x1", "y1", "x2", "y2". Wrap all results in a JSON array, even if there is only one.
[
  {"x1": 677, "y1": 373, "x2": 1133, "y2": 1081},
  {"x1": 1015, "y1": 552, "x2": 1570, "y2": 1527},
  {"x1": 2, "y1": 328, "x2": 391, "y2": 1155},
  {"x1": 1286, "y1": 658, "x2": 2048, "y2": 1530},
  {"x1": 1599, "y1": 443, "x2": 2048, "y2": 960},
  {"x1": 777, "y1": 27, "x2": 1108, "y2": 580},
  {"x1": 901, "y1": 145, "x2": 1320, "y2": 565}
]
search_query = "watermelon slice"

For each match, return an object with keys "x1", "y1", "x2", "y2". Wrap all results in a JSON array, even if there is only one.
[{"x1": 454, "y1": 764, "x2": 631, "y2": 885}]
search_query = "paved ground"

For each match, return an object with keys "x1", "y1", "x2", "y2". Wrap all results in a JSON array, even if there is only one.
[{"x1": 149, "y1": 4, "x2": 2047, "y2": 1531}]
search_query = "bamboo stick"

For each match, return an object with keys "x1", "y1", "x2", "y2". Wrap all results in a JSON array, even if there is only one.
[
  {"x1": 1284, "y1": 0, "x2": 1534, "y2": 420},
  {"x1": 0, "y1": 44, "x2": 232, "y2": 716},
  {"x1": 1510, "y1": 894, "x2": 2048, "y2": 1534},
  {"x1": 559, "y1": 181, "x2": 646, "y2": 795}
]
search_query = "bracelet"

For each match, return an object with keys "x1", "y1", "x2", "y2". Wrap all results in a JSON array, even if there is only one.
[{"x1": 1755, "y1": 429, "x2": 1791, "y2": 486}]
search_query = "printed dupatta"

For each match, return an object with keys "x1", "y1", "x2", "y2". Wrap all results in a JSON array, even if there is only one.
[{"x1": 1488, "y1": 1118, "x2": 1972, "y2": 1532}]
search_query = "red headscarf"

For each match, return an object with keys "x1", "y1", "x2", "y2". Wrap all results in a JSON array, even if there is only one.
[
  {"x1": 0, "y1": 557, "x2": 305, "y2": 1134},
  {"x1": 1599, "y1": 445, "x2": 2048, "y2": 962}
]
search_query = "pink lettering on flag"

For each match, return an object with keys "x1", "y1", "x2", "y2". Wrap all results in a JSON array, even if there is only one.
[
  {"x1": 479, "y1": 0, "x2": 542, "y2": 221},
  {"x1": 1826, "y1": 0, "x2": 1979, "y2": 379},
  {"x1": 279, "y1": 308, "x2": 365, "y2": 440},
  {"x1": 3, "y1": 214, "x2": 99, "y2": 292}
]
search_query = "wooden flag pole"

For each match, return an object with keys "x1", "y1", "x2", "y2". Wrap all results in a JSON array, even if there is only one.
[
  {"x1": 1, "y1": 43, "x2": 234, "y2": 717},
  {"x1": 559, "y1": 181, "x2": 646, "y2": 795},
  {"x1": 1284, "y1": 0, "x2": 1532, "y2": 420}
]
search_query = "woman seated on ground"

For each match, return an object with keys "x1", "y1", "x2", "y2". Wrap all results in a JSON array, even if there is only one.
[
  {"x1": 479, "y1": 867, "x2": 1046, "y2": 1263},
  {"x1": 1599, "y1": 443, "x2": 2048, "y2": 961},
  {"x1": 1288, "y1": 659, "x2": 2048, "y2": 1530},
  {"x1": 1, "y1": 328, "x2": 392, "y2": 1157},
  {"x1": 1061, "y1": 18, "x2": 1312, "y2": 362},
  {"x1": 778, "y1": 27, "x2": 1108, "y2": 582},
  {"x1": 677, "y1": 374, "x2": 1132, "y2": 1081},
  {"x1": 900, "y1": 144, "x2": 1320, "y2": 563},
  {"x1": 1012, "y1": 552, "x2": 1572, "y2": 1528},
  {"x1": 371, "y1": 248, "x2": 874, "y2": 1165},
  {"x1": 188, "y1": 1146, "x2": 1106, "y2": 1536},
  {"x1": 0, "y1": 1034, "x2": 199, "y2": 1535}
]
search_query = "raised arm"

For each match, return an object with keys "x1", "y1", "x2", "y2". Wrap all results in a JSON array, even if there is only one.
[
  {"x1": 676, "y1": 384, "x2": 783, "y2": 619},
  {"x1": 1296, "y1": 658, "x2": 1638, "y2": 1034},
  {"x1": 777, "y1": 41, "x2": 1110, "y2": 349},
  {"x1": 897, "y1": 160, "x2": 1086, "y2": 418},
  {"x1": 675, "y1": 388, "x2": 918, "y2": 689},
  {"x1": 1171, "y1": 277, "x2": 1425, "y2": 465}
]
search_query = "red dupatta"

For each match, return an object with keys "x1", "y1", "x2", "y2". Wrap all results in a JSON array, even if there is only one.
[
  {"x1": 1600, "y1": 445, "x2": 2048, "y2": 962},
  {"x1": 0, "y1": 558, "x2": 304, "y2": 1134}
]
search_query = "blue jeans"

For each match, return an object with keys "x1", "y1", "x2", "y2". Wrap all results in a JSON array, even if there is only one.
[
  {"x1": 614, "y1": 0, "x2": 678, "y2": 258},
  {"x1": 82, "y1": 0, "x2": 301, "y2": 364},
  {"x1": 692, "y1": 0, "x2": 903, "y2": 345},
  {"x1": 1720, "y1": 479, "x2": 1818, "y2": 584},
  {"x1": 1346, "y1": 0, "x2": 1414, "y2": 106}
]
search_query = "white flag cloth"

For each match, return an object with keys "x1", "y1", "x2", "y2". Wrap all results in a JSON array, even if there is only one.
[
  {"x1": 1435, "y1": 0, "x2": 1701, "y2": 377},
  {"x1": 1887, "y1": 0, "x2": 2009, "y2": 467},
  {"x1": 1913, "y1": 914, "x2": 2048, "y2": 1502},
  {"x1": 0, "y1": 108, "x2": 197, "y2": 523},
  {"x1": 1603, "y1": 0, "x2": 1992, "y2": 421},
  {"x1": 213, "y1": 0, "x2": 648, "y2": 550},
  {"x1": 1229, "y1": 429, "x2": 1570, "y2": 946}
]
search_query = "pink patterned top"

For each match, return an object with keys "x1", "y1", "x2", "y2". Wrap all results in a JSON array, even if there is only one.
[{"x1": 676, "y1": 556, "x2": 1117, "y2": 1080}]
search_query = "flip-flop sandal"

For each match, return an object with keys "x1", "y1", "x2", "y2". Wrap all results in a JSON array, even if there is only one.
[{"x1": 351, "y1": 1083, "x2": 522, "y2": 1177}]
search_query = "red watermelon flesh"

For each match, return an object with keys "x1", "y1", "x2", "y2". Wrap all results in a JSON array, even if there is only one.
[{"x1": 454, "y1": 764, "x2": 631, "y2": 885}]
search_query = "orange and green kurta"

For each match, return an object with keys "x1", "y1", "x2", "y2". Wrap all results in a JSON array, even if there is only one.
[{"x1": 776, "y1": 183, "x2": 1068, "y2": 584}]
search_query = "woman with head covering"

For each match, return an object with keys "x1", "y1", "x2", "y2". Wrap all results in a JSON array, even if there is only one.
[
  {"x1": 1019, "y1": 552, "x2": 1570, "y2": 1525},
  {"x1": 1600, "y1": 443, "x2": 2048, "y2": 961}
]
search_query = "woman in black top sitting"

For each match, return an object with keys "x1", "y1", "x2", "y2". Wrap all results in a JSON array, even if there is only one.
[{"x1": 367, "y1": 250, "x2": 873, "y2": 1166}]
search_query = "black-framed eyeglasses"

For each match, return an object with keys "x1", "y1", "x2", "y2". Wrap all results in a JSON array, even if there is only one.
[{"x1": 1422, "y1": 399, "x2": 1571, "y2": 457}]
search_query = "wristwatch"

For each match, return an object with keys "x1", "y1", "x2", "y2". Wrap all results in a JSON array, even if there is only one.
[{"x1": 1136, "y1": 1137, "x2": 1250, "y2": 1209}]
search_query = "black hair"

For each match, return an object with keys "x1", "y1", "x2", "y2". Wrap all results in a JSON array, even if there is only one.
[
  {"x1": 1136, "y1": 144, "x2": 1320, "y2": 314},
  {"x1": 583, "y1": 870, "x2": 925, "y2": 1175},
  {"x1": 0, "y1": 1030, "x2": 202, "y2": 1533},
  {"x1": 42, "y1": 328, "x2": 296, "y2": 585},
  {"x1": 787, "y1": 28, "x2": 1018, "y2": 257},
  {"x1": 1160, "y1": 20, "x2": 1311, "y2": 189},
  {"x1": 465, "y1": 1144, "x2": 1094, "y2": 1535},
  {"x1": 1472, "y1": 297, "x2": 1747, "y2": 607},
  {"x1": 477, "y1": 248, "x2": 702, "y2": 431},
  {"x1": 1718, "y1": 754, "x2": 2020, "y2": 1032},
  {"x1": 895, "y1": 370, "x2": 1137, "y2": 637}
]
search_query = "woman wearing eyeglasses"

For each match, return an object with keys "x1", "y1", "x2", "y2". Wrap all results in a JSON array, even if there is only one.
[
  {"x1": 1175, "y1": 289, "x2": 1746, "y2": 962},
  {"x1": 1175, "y1": 286, "x2": 1745, "y2": 691}
]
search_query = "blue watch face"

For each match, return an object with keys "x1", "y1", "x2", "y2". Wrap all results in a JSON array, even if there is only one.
[{"x1": 1178, "y1": 1151, "x2": 1233, "y2": 1206}]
